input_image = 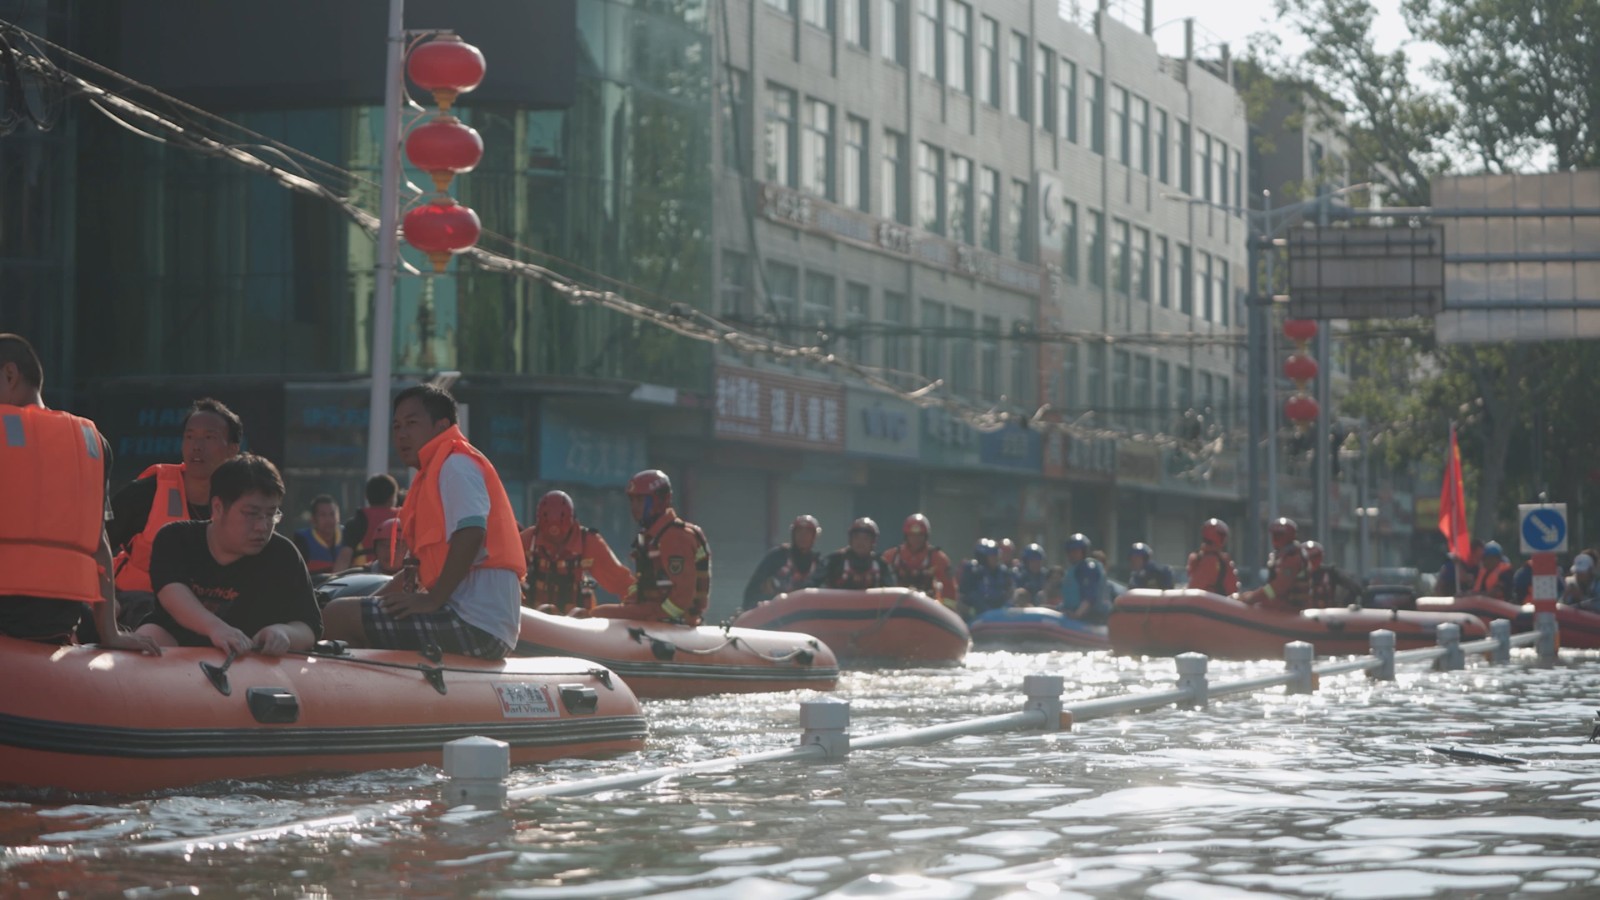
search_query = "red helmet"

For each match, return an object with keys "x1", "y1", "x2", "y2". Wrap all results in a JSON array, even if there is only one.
[
  {"x1": 1200, "y1": 518, "x2": 1229, "y2": 548},
  {"x1": 791, "y1": 514, "x2": 820, "y2": 536},
  {"x1": 626, "y1": 469, "x2": 672, "y2": 498},
  {"x1": 903, "y1": 513, "x2": 931, "y2": 537},
  {"x1": 1303, "y1": 540, "x2": 1324, "y2": 567},
  {"x1": 536, "y1": 490, "x2": 575, "y2": 540},
  {"x1": 849, "y1": 517, "x2": 880, "y2": 538},
  {"x1": 1269, "y1": 517, "x2": 1298, "y2": 549}
]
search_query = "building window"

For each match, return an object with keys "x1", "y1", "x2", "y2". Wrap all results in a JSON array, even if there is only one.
[
  {"x1": 1086, "y1": 343, "x2": 1104, "y2": 410},
  {"x1": 1086, "y1": 73, "x2": 1104, "y2": 155},
  {"x1": 721, "y1": 68, "x2": 748, "y2": 174},
  {"x1": 1134, "y1": 356, "x2": 1152, "y2": 432},
  {"x1": 947, "y1": 154, "x2": 973, "y2": 244},
  {"x1": 1061, "y1": 343, "x2": 1079, "y2": 411},
  {"x1": 945, "y1": 1, "x2": 970, "y2": 93},
  {"x1": 980, "y1": 314, "x2": 1000, "y2": 401},
  {"x1": 920, "y1": 299, "x2": 946, "y2": 380},
  {"x1": 1195, "y1": 250, "x2": 1211, "y2": 321},
  {"x1": 1112, "y1": 350, "x2": 1130, "y2": 427},
  {"x1": 1215, "y1": 136, "x2": 1229, "y2": 208},
  {"x1": 949, "y1": 307, "x2": 974, "y2": 395},
  {"x1": 801, "y1": 98, "x2": 834, "y2": 199},
  {"x1": 1008, "y1": 31, "x2": 1029, "y2": 121},
  {"x1": 1036, "y1": 46, "x2": 1055, "y2": 132},
  {"x1": 1133, "y1": 96, "x2": 1149, "y2": 174},
  {"x1": 917, "y1": 141, "x2": 944, "y2": 233},
  {"x1": 1133, "y1": 227, "x2": 1150, "y2": 301},
  {"x1": 883, "y1": 128, "x2": 908, "y2": 223},
  {"x1": 1059, "y1": 59, "x2": 1077, "y2": 144},
  {"x1": 1156, "y1": 236, "x2": 1169, "y2": 307},
  {"x1": 765, "y1": 0, "x2": 795, "y2": 14},
  {"x1": 1177, "y1": 118, "x2": 1191, "y2": 193},
  {"x1": 720, "y1": 250, "x2": 749, "y2": 316},
  {"x1": 1111, "y1": 85, "x2": 1127, "y2": 166},
  {"x1": 1177, "y1": 243, "x2": 1192, "y2": 314},
  {"x1": 767, "y1": 261, "x2": 799, "y2": 332},
  {"x1": 1111, "y1": 218, "x2": 1129, "y2": 294},
  {"x1": 1007, "y1": 178, "x2": 1031, "y2": 262},
  {"x1": 846, "y1": 282, "x2": 871, "y2": 361},
  {"x1": 1155, "y1": 360, "x2": 1170, "y2": 432},
  {"x1": 843, "y1": 0, "x2": 868, "y2": 47},
  {"x1": 1156, "y1": 109, "x2": 1169, "y2": 183},
  {"x1": 1233, "y1": 148, "x2": 1244, "y2": 217},
  {"x1": 843, "y1": 115, "x2": 868, "y2": 211},
  {"x1": 1062, "y1": 199, "x2": 1079, "y2": 282},
  {"x1": 765, "y1": 84, "x2": 797, "y2": 187},
  {"x1": 802, "y1": 0, "x2": 832, "y2": 30},
  {"x1": 884, "y1": 291, "x2": 911, "y2": 373},
  {"x1": 978, "y1": 166, "x2": 1000, "y2": 252},
  {"x1": 882, "y1": 0, "x2": 907, "y2": 64},
  {"x1": 1086, "y1": 208, "x2": 1104, "y2": 287},
  {"x1": 1215, "y1": 261, "x2": 1229, "y2": 326},
  {"x1": 976, "y1": 16, "x2": 999, "y2": 107},
  {"x1": 1197, "y1": 130, "x2": 1212, "y2": 202},
  {"x1": 916, "y1": 0, "x2": 940, "y2": 80},
  {"x1": 804, "y1": 271, "x2": 836, "y2": 327}
]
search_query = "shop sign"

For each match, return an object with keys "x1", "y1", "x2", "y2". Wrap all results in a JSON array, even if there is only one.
[
  {"x1": 89, "y1": 384, "x2": 285, "y2": 482},
  {"x1": 284, "y1": 386, "x2": 369, "y2": 470},
  {"x1": 978, "y1": 423, "x2": 1042, "y2": 473},
  {"x1": 1117, "y1": 441, "x2": 1162, "y2": 486},
  {"x1": 713, "y1": 365, "x2": 844, "y2": 452},
  {"x1": 919, "y1": 407, "x2": 980, "y2": 467},
  {"x1": 1066, "y1": 434, "x2": 1117, "y2": 478},
  {"x1": 539, "y1": 410, "x2": 649, "y2": 487},
  {"x1": 844, "y1": 389, "x2": 919, "y2": 460}
]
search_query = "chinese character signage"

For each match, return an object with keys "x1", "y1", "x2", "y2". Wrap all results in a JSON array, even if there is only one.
[
  {"x1": 919, "y1": 407, "x2": 981, "y2": 468},
  {"x1": 714, "y1": 365, "x2": 845, "y2": 452},
  {"x1": 539, "y1": 410, "x2": 649, "y2": 487},
  {"x1": 978, "y1": 422, "x2": 1043, "y2": 473},
  {"x1": 844, "y1": 389, "x2": 920, "y2": 460}
]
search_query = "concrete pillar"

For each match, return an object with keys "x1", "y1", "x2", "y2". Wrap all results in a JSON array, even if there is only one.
[
  {"x1": 1490, "y1": 619, "x2": 1511, "y2": 665},
  {"x1": 1284, "y1": 641, "x2": 1315, "y2": 694},
  {"x1": 1176, "y1": 652, "x2": 1209, "y2": 708},
  {"x1": 800, "y1": 699, "x2": 851, "y2": 759},
  {"x1": 1368, "y1": 629, "x2": 1396, "y2": 681},
  {"x1": 1435, "y1": 622, "x2": 1463, "y2": 672},
  {"x1": 443, "y1": 736, "x2": 509, "y2": 809}
]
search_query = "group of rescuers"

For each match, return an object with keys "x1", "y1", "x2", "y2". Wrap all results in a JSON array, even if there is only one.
[{"x1": 8, "y1": 330, "x2": 1542, "y2": 665}]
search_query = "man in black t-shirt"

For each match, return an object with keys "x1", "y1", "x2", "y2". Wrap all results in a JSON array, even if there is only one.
[{"x1": 136, "y1": 454, "x2": 322, "y2": 656}]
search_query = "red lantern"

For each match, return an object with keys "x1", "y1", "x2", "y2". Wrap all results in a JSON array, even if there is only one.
[
  {"x1": 1284, "y1": 393, "x2": 1320, "y2": 431},
  {"x1": 1282, "y1": 353, "x2": 1319, "y2": 387},
  {"x1": 403, "y1": 197, "x2": 481, "y2": 273},
  {"x1": 1283, "y1": 318, "x2": 1319, "y2": 346},
  {"x1": 406, "y1": 115, "x2": 484, "y2": 193},
  {"x1": 407, "y1": 35, "x2": 486, "y2": 112}
]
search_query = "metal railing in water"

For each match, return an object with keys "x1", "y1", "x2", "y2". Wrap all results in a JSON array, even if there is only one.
[{"x1": 131, "y1": 611, "x2": 1559, "y2": 854}]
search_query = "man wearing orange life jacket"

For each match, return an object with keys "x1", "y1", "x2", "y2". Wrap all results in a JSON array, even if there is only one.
[
  {"x1": 321, "y1": 384, "x2": 527, "y2": 659},
  {"x1": 334, "y1": 473, "x2": 401, "y2": 572},
  {"x1": 881, "y1": 513, "x2": 955, "y2": 606},
  {"x1": 1472, "y1": 541, "x2": 1514, "y2": 601},
  {"x1": 1186, "y1": 517, "x2": 1240, "y2": 596},
  {"x1": 521, "y1": 490, "x2": 633, "y2": 615},
  {"x1": 108, "y1": 397, "x2": 243, "y2": 628},
  {"x1": 586, "y1": 469, "x2": 712, "y2": 626},
  {"x1": 0, "y1": 334, "x2": 158, "y2": 653}
]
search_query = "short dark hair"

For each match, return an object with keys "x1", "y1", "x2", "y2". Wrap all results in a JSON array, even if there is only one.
[
  {"x1": 309, "y1": 493, "x2": 338, "y2": 515},
  {"x1": 0, "y1": 333, "x2": 44, "y2": 388},
  {"x1": 183, "y1": 397, "x2": 244, "y2": 445},
  {"x1": 365, "y1": 473, "x2": 399, "y2": 505},
  {"x1": 211, "y1": 453, "x2": 285, "y2": 506},
  {"x1": 394, "y1": 383, "x2": 457, "y2": 425}
]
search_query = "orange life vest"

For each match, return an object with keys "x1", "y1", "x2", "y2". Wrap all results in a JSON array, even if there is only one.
[
  {"x1": 400, "y1": 425, "x2": 527, "y2": 588},
  {"x1": 111, "y1": 463, "x2": 189, "y2": 594},
  {"x1": 884, "y1": 544, "x2": 945, "y2": 596},
  {"x1": 631, "y1": 511, "x2": 711, "y2": 621},
  {"x1": 1474, "y1": 560, "x2": 1512, "y2": 598},
  {"x1": 0, "y1": 405, "x2": 106, "y2": 604},
  {"x1": 1187, "y1": 548, "x2": 1239, "y2": 595},
  {"x1": 525, "y1": 525, "x2": 601, "y2": 612}
]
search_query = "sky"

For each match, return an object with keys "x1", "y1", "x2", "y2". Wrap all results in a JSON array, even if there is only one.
[{"x1": 1145, "y1": 0, "x2": 1435, "y2": 67}]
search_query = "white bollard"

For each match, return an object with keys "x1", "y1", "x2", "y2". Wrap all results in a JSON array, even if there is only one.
[
  {"x1": 799, "y1": 699, "x2": 851, "y2": 759},
  {"x1": 1023, "y1": 674, "x2": 1068, "y2": 731},
  {"x1": 1435, "y1": 622, "x2": 1463, "y2": 672},
  {"x1": 443, "y1": 736, "x2": 509, "y2": 809},
  {"x1": 1490, "y1": 619, "x2": 1511, "y2": 665},
  {"x1": 1284, "y1": 641, "x2": 1316, "y2": 694},
  {"x1": 1368, "y1": 629, "x2": 1396, "y2": 681},
  {"x1": 1535, "y1": 606, "x2": 1558, "y2": 665},
  {"x1": 1175, "y1": 652, "x2": 1209, "y2": 708}
]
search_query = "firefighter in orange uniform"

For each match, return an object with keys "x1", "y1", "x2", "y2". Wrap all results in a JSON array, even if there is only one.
[
  {"x1": 0, "y1": 334, "x2": 158, "y2": 652},
  {"x1": 882, "y1": 513, "x2": 955, "y2": 606},
  {"x1": 521, "y1": 490, "x2": 633, "y2": 615},
  {"x1": 588, "y1": 469, "x2": 711, "y2": 626},
  {"x1": 1241, "y1": 517, "x2": 1312, "y2": 612},
  {"x1": 1186, "y1": 517, "x2": 1240, "y2": 596}
]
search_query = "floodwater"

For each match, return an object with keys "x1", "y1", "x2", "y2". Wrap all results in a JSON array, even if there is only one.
[{"x1": 6, "y1": 649, "x2": 1600, "y2": 899}]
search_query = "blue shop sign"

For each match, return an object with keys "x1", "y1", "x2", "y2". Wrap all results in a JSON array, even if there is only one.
[
  {"x1": 540, "y1": 411, "x2": 648, "y2": 487},
  {"x1": 978, "y1": 423, "x2": 1042, "y2": 473}
]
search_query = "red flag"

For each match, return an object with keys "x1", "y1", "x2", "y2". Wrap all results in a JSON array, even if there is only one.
[{"x1": 1439, "y1": 426, "x2": 1469, "y2": 560}]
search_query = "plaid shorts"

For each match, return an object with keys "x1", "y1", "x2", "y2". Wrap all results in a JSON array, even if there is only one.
[{"x1": 358, "y1": 597, "x2": 510, "y2": 660}]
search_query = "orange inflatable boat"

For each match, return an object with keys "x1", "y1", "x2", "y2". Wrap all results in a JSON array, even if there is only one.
[
  {"x1": 1414, "y1": 594, "x2": 1600, "y2": 649},
  {"x1": 0, "y1": 636, "x2": 644, "y2": 795},
  {"x1": 731, "y1": 588, "x2": 970, "y2": 667},
  {"x1": 516, "y1": 609, "x2": 839, "y2": 699},
  {"x1": 1108, "y1": 589, "x2": 1490, "y2": 659}
]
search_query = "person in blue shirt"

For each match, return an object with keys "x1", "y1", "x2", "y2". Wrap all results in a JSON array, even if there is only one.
[
  {"x1": 958, "y1": 539, "x2": 1015, "y2": 619},
  {"x1": 1011, "y1": 542, "x2": 1051, "y2": 605},
  {"x1": 1126, "y1": 542, "x2": 1175, "y2": 590},
  {"x1": 1060, "y1": 533, "x2": 1110, "y2": 623}
]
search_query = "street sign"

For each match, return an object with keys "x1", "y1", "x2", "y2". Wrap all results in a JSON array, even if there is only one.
[{"x1": 1518, "y1": 503, "x2": 1568, "y2": 555}]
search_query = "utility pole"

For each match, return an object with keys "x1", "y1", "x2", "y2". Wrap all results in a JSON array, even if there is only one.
[
  {"x1": 1312, "y1": 196, "x2": 1333, "y2": 547},
  {"x1": 1245, "y1": 193, "x2": 1265, "y2": 577},
  {"x1": 365, "y1": 0, "x2": 406, "y2": 479}
]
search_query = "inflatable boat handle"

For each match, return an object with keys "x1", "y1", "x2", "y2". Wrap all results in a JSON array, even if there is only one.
[{"x1": 199, "y1": 647, "x2": 240, "y2": 696}]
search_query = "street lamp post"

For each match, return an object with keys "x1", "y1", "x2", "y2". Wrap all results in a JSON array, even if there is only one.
[{"x1": 366, "y1": 0, "x2": 406, "y2": 479}]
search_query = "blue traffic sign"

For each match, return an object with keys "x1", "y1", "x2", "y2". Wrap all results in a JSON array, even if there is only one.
[{"x1": 1519, "y1": 505, "x2": 1568, "y2": 554}]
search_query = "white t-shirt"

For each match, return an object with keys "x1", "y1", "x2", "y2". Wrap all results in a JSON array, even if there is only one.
[{"x1": 436, "y1": 454, "x2": 522, "y2": 648}]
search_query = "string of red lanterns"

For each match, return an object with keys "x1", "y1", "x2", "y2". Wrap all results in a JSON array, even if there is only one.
[
  {"x1": 1282, "y1": 318, "x2": 1320, "y2": 431},
  {"x1": 401, "y1": 34, "x2": 486, "y2": 274}
]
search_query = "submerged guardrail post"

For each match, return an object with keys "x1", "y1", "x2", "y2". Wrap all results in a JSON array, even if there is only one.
[
  {"x1": 1368, "y1": 629, "x2": 1396, "y2": 681},
  {"x1": 1534, "y1": 599, "x2": 1559, "y2": 665},
  {"x1": 1023, "y1": 674, "x2": 1069, "y2": 730},
  {"x1": 1175, "y1": 653, "x2": 1209, "y2": 708},
  {"x1": 1435, "y1": 622, "x2": 1464, "y2": 672},
  {"x1": 1490, "y1": 619, "x2": 1512, "y2": 665},
  {"x1": 799, "y1": 699, "x2": 851, "y2": 760},
  {"x1": 443, "y1": 736, "x2": 509, "y2": 809},
  {"x1": 1284, "y1": 641, "x2": 1316, "y2": 694}
]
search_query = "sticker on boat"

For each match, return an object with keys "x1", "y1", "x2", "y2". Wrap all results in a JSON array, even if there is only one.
[{"x1": 495, "y1": 682, "x2": 559, "y2": 718}]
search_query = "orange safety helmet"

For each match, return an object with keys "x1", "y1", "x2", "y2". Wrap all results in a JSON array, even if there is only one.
[
  {"x1": 903, "y1": 513, "x2": 931, "y2": 537},
  {"x1": 1303, "y1": 540, "x2": 1324, "y2": 568},
  {"x1": 1269, "y1": 517, "x2": 1298, "y2": 549},
  {"x1": 626, "y1": 469, "x2": 673, "y2": 525},
  {"x1": 1201, "y1": 518, "x2": 1230, "y2": 548},
  {"x1": 536, "y1": 490, "x2": 576, "y2": 540}
]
